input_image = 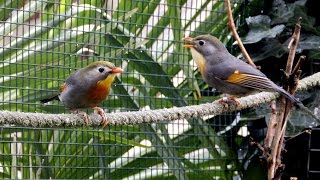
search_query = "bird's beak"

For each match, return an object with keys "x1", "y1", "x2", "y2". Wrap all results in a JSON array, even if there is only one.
[
  {"x1": 182, "y1": 37, "x2": 195, "y2": 48},
  {"x1": 111, "y1": 67, "x2": 123, "y2": 74}
]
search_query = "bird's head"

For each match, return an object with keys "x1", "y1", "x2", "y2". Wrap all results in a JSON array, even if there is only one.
[
  {"x1": 183, "y1": 35, "x2": 227, "y2": 57},
  {"x1": 82, "y1": 61, "x2": 123, "y2": 88},
  {"x1": 183, "y1": 35, "x2": 228, "y2": 75}
]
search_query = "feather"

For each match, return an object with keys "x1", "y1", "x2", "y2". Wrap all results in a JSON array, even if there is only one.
[{"x1": 226, "y1": 72, "x2": 274, "y2": 91}]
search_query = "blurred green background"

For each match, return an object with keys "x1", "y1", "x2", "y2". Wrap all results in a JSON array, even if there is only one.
[{"x1": 1, "y1": 0, "x2": 319, "y2": 179}]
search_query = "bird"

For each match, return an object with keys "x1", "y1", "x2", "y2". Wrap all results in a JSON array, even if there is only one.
[
  {"x1": 40, "y1": 61, "x2": 123, "y2": 128},
  {"x1": 182, "y1": 35, "x2": 320, "y2": 122}
]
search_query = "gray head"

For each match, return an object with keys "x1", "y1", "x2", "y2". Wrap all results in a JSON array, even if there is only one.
[
  {"x1": 183, "y1": 34, "x2": 228, "y2": 57},
  {"x1": 183, "y1": 35, "x2": 229, "y2": 74},
  {"x1": 77, "y1": 61, "x2": 123, "y2": 82}
]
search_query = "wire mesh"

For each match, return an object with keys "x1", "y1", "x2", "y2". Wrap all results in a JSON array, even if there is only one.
[{"x1": 0, "y1": 0, "x2": 248, "y2": 179}]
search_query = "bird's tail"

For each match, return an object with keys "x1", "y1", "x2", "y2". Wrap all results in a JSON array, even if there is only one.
[
  {"x1": 295, "y1": 102, "x2": 320, "y2": 123},
  {"x1": 40, "y1": 95, "x2": 60, "y2": 104},
  {"x1": 274, "y1": 86, "x2": 320, "y2": 123},
  {"x1": 273, "y1": 85, "x2": 300, "y2": 105}
]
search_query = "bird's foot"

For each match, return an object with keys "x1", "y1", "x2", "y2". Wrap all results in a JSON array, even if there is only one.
[
  {"x1": 73, "y1": 110, "x2": 90, "y2": 126},
  {"x1": 93, "y1": 107, "x2": 108, "y2": 128},
  {"x1": 219, "y1": 96, "x2": 241, "y2": 107},
  {"x1": 228, "y1": 96, "x2": 241, "y2": 106},
  {"x1": 219, "y1": 97, "x2": 230, "y2": 108}
]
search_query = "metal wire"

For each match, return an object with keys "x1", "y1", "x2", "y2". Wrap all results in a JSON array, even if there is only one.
[{"x1": 0, "y1": 0, "x2": 247, "y2": 179}]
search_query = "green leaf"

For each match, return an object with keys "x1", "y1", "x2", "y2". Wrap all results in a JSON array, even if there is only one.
[
  {"x1": 243, "y1": 15, "x2": 285, "y2": 44},
  {"x1": 287, "y1": 34, "x2": 320, "y2": 52},
  {"x1": 270, "y1": 0, "x2": 296, "y2": 25},
  {"x1": 167, "y1": 0, "x2": 201, "y2": 98},
  {"x1": 143, "y1": 124, "x2": 189, "y2": 180},
  {"x1": 0, "y1": 0, "x2": 44, "y2": 39},
  {"x1": 0, "y1": 0, "x2": 24, "y2": 21},
  {"x1": 245, "y1": 38, "x2": 286, "y2": 61},
  {"x1": 309, "y1": 49, "x2": 320, "y2": 60},
  {"x1": 87, "y1": 131, "x2": 151, "y2": 148}
]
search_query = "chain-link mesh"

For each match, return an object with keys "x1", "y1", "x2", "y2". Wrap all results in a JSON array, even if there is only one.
[{"x1": 0, "y1": 0, "x2": 250, "y2": 179}]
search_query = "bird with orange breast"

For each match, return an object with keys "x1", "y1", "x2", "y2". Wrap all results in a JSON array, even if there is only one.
[{"x1": 41, "y1": 61, "x2": 123, "y2": 128}]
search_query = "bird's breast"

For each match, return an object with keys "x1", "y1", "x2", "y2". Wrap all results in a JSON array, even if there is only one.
[
  {"x1": 87, "y1": 84, "x2": 110, "y2": 102},
  {"x1": 86, "y1": 76, "x2": 115, "y2": 105}
]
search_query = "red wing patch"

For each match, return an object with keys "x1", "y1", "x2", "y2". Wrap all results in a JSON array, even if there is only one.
[{"x1": 59, "y1": 83, "x2": 66, "y2": 93}]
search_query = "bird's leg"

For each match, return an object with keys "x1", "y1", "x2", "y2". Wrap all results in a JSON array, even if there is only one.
[
  {"x1": 228, "y1": 96, "x2": 241, "y2": 106},
  {"x1": 219, "y1": 97, "x2": 230, "y2": 108},
  {"x1": 219, "y1": 96, "x2": 241, "y2": 107},
  {"x1": 72, "y1": 110, "x2": 90, "y2": 126},
  {"x1": 93, "y1": 107, "x2": 108, "y2": 128}
]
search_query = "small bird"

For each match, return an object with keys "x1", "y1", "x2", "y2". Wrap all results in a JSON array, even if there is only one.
[
  {"x1": 183, "y1": 35, "x2": 320, "y2": 122},
  {"x1": 182, "y1": 35, "x2": 320, "y2": 122},
  {"x1": 40, "y1": 61, "x2": 123, "y2": 127}
]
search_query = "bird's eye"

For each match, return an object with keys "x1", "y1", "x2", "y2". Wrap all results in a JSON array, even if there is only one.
[
  {"x1": 98, "y1": 67, "x2": 105, "y2": 73},
  {"x1": 199, "y1": 40, "x2": 205, "y2": 46}
]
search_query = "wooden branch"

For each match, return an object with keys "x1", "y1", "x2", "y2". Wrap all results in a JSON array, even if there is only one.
[
  {"x1": 250, "y1": 137, "x2": 265, "y2": 152},
  {"x1": 268, "y1": 17, "x2": 302, "y2": 180},
  {"x1": 226, "y1": 0, "x2": 256, "y2": 68},
  {"x1": 265, "y1": 100, "x2": 277, "y2": 149},
  {"x1": 285, "y1": 17, "x2": 302, "y2": 74},
  {"x1": 292, "y1": 56, "x2": 305, "y2": 76}
]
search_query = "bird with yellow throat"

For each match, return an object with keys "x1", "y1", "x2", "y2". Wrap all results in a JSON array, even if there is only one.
[
  {"x1": 183, "y1": 34, "x2": 320, "y2": 121},
  {"x1": 41, "y1": 61, "x2": 123, "y2": 128}
]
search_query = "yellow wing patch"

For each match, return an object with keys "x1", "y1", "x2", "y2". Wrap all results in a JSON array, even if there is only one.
[
  {"x1": 226, "y1": 71, "x2": 273, "y2": 91},
  {"x1": 226, "y1": 71, "x2": 250, "y2": 84}
]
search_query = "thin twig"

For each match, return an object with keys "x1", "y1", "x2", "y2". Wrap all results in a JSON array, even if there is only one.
[
  {"x1": 292, "y1": 56, "x2": 305, "y2": 78},
  {"x1": 285, "y1": 129, "x2": 312, "y2": 142},
  {"x1": 225, "y1": 0, "x2": 256, "y2": 68},
  {"x1": 286, "y1": 17, "x2": 302, "y2": 73},
  {"x1": 250, "y1": 137, "x2": 265, "y2": 152}
]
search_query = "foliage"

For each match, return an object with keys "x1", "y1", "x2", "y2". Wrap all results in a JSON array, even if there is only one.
[
  {"x1": 241, "y1": 0, "x2": 320, "y2": 178},
  {"x1": 241, "y1": 0, "x2": 320, "y2": 129},
  {"x1": 0, "y1": 0, "x2": 251, "y2": 179},
  {"x1": 242, "y1": 0, "x2": 320, "y2": 63}
]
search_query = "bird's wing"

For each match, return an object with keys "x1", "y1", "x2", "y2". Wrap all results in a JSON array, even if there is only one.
[
  {"x1": 59, "y1": 83, "x2": 66, "y2": 93},
  {"x1": 225, "y1": 70, "x2": 275, "y2": 91}
]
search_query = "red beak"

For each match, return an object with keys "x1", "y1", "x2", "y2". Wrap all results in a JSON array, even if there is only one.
[{"x1": 111, "y1": 67, "x2": 123, "y2": 74}]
